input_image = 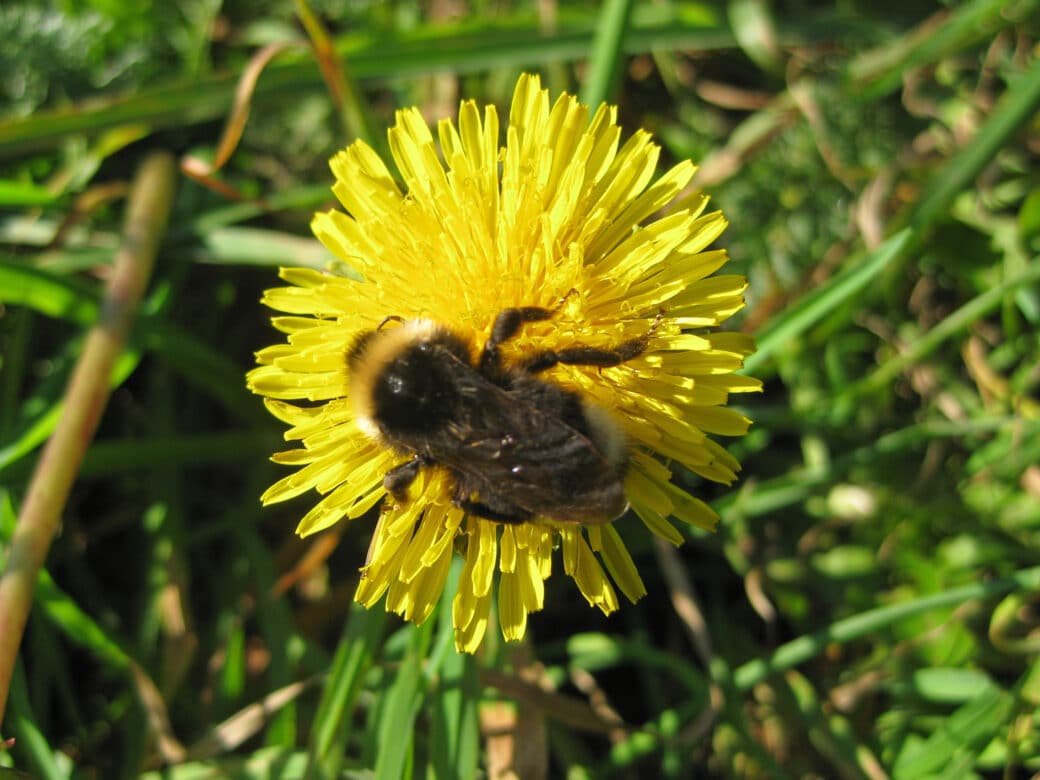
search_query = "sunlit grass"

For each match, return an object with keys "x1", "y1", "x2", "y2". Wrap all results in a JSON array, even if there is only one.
[{"x1": 1, "y1": 1, "x2": 1038, "y2": 777}]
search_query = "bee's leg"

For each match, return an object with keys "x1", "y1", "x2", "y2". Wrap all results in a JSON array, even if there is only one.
[
  {"x1": 452, "y1": 482, "x2": 533, "y2": 524},
  {"x1": 479, "y1": 307, "x2": 554, "y2": 374},
  {"x1": 383, "y1": 454, "x2": 428, "y2": 501},
  {"x1": 520, "y1": 340, "x2": 644, "y2": 373},
  {"x1": 456, "y1": 498, "x2": 533, "y2": 525},
  {"x1": 478, "y1": 291, "x2": 578, "y2": 375},
  {"x1": 521, "y1": 313, "x2": 664, "y2": 374}
]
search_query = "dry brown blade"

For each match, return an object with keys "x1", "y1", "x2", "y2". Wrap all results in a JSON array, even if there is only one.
[
  {"x1": 653, "y1": 537, "x2": 712, "y2": 665},
  {"x1": 419, "y1": 2, "x2": 462, "y2": 121},
  {"x1": 0, "y1": 151, "x2": 177, "y2": 724},
  {"x1": 652, "y1": 537, "x2": 724, "y2": 744},
  {"x1": 178, "y1": 165, "x2": 254, "y2": 204},
  {"x1": 482, "y1": 699, "x2": 547, "y2": 780},
  {"x1": 568, "y1": 666, "x2": 628, "y2": 743},
  {"x1": 691, "y1": 92, "x2": 796, "y2": 189},
  {"x1": 696, "y1": 79, "x2": 772, "y2": 111},
  {"x1": 157, "y1": 576, "x2": 198, "y2": 704},
  {"x1": 183, "y1": 677, "x2": 320, "y2": 761},
  {"x1": 179, "y1": 41, "x2": 299, "y2": 204},
  {"x1": 479, "y1": 667, "x2": 630, "y2": 736},
  {"x1": 744, "y1": 566, "x2": 777, "y2": 634},
  {"x1": 1022, "y1": 466, "x2": 1040, "y2": 499},
  {"x1": 130, "y1": 661, "x2": 187, "y2": 764},
  {"x1": 537, "y1": 0, "x2": 558, "y2": 31},
  {"x1": 273, "y1": 527, "x2": 343, "y2": 597},
  {"x1": 787, "y1": 76, "x2": 857, "y2": 192},
  {"x1": 963, "y1": 336, "x2": 1011, "y2": 406},
  {"x1": 295, "y1": 0, "x2": 346, "y2": 115},
  {"x1": 43, "y1": 181, "x2": 129, "y2": 252},
  {"x1": 853, "y1": 170, "x2": 893, "y2": 250},
  {"x1": 828, "y1": 669, "x2": 888, "y2": 714},
  {"x1": 293, "y1": 581, "x2": 357, "y2": 637}
]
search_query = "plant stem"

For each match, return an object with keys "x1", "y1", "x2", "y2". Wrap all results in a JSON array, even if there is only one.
[{"x1": 0, "y1": 150, "x2": 177, "y2": 726}]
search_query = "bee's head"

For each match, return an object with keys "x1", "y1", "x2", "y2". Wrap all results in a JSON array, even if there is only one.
[{"x1": 348, "y1": 320, "x2": 471, "y2": 442}]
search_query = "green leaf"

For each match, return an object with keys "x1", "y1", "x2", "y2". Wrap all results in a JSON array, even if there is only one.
[
  {"x1": 34, "y1": 570, "x2": 132, "y2": 672},
  {"x1": 304, "y1": 603, "x2": 386, "y2": 779},
  {"x1": 744, "y1": 229, "x2": 912, "y2": 375},
  {"x1": 910, "y1": 668, "x2": 996, "y2": 704},
  {"x1": 0, "y1": 180, "x2": 58, "y2": 207},
  {"x1": 892, "y1": 685, "x2": 1014, "y2": 779},
  {"x1": 373, "y1": 622, "x2": 431, "y2": 780}
]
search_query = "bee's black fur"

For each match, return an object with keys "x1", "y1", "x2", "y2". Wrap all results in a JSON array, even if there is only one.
[{"x1": 349, "y1": 304, "x2": 655, "y2": 525}]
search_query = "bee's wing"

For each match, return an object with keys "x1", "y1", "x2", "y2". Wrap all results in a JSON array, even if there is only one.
[{"x1": 438, "y1": 372, "x2": 627, "y2": 524}]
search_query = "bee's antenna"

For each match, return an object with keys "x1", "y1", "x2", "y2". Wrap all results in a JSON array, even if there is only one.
[
  {"x1": 551, "y1": 288, "x2": 580, "y2": 315},
  {"x1": 648, "y1": 309, "x2": 665, "y2": 336}
]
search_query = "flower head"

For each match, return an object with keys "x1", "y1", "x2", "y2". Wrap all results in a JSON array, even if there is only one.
[{"x1": 247, "y1": 74, "x2": 760, "y2": 652}]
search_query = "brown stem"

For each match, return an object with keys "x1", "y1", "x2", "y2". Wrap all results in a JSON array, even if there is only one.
[{"x1": 0, "y1": 150, "x2": 178, "y2": 727}]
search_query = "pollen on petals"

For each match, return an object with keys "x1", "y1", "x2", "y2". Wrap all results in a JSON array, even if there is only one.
[{"x1": 246, "y1": 72, "x2": 759, "y2": 652}]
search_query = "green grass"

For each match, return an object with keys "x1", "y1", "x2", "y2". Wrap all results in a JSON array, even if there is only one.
[{"x1": 2, "y1": 1, "x2": 1039, "y2": 778}]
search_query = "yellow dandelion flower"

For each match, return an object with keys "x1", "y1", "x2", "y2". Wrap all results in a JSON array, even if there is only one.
[{"x1": 247, "y1": 73, "x2": 761, "y2": 653}]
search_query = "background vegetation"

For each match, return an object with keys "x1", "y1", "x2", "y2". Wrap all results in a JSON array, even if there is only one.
[{"x1": 1, "y1": 0, "x2": 1038, "y2": 777}]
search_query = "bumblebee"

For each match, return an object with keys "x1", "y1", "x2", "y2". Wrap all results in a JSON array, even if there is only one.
[{"x1": 348, "y1": 301, "x2": 656, "y2": 525}]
